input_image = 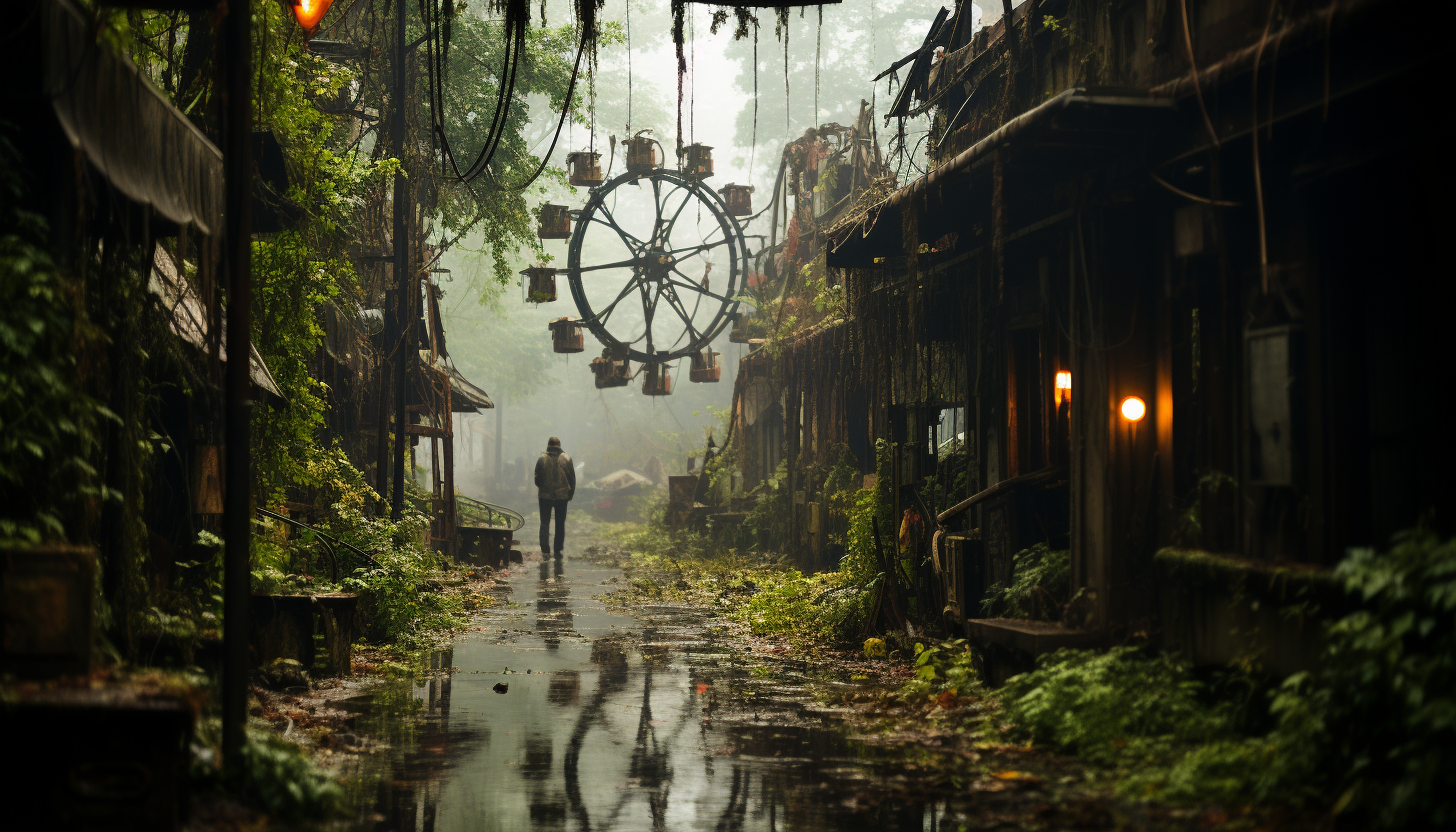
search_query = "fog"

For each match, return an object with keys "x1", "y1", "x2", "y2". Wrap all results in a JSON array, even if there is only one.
[{"x1": 428, "y1": 0, "x2": 934, "y2": 511}]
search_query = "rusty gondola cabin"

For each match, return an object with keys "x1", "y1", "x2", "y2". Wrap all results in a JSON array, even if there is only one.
[
  {"x1": 522, "y1": 266, "x2": 558, "y2": 303},
  {"x1": 643, "y1": 363, "x2": 672, "y2": 396},
  {"x1": 537, "y1": 203, "x2": 571, "y2": 239},
  {"x1": 684, "y1": 143, "x2": 713, "y2": 179},
  {"x1": 689, "y1": 348, "x2": 721, "y2": 382},
  {"x1": 565, "y1": 151, "x2": 603, "y2": 188},
  {"x1": 719, "y1": 184, "x2": 753, "y2": 216},
  {"x1": 549, "y1": 317, "x2": 585, "y2": 353},
  {"x1": 625, "y1": 132, "x2": 663, "y2": 173},
  {"x1": 590, "y1": 356, "x2": 631, "y2": 389}
]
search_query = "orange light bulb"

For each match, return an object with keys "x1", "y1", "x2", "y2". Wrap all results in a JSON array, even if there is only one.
[
  {"x1": 292, "y1": 0, "x2": 335, "y2": 32},
  {"x1": 1120, "y1": 396, "x2": 1146, "y2": 422}
]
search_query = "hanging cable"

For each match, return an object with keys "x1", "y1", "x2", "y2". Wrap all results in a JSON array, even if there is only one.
[
  {"x1": 814, "y1": 5, "x2": 822, "y2": 130},
  {"x1": 783, "y1": 13, "x2": 791, "y2": 134},
  {"x1": 487, "y1": 25, "x2": 589, "y2": 191},
  {"x1": 625, "y1": 0, "x2": 633, "y2": 134},
  {"x1": 748, "y1": 22, "x2": 759, "y2": 183}
]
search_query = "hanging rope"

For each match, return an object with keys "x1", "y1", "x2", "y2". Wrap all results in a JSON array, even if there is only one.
[
  {"x1": 625, "y1": 0, "x2": 632, "y2": 134},
  {"x1": 814, "y1": 5, "x2": 822, "y2": 130},
  {"x1": 748, "y1": 22, "x2": 759, "y2": 182},
  {"x1": 690, "y1": 3, "x2": 696, "y2": 149},
  {"x1": 673, "y1": 0, "x2": 687, "y2": 158},
  {"x1": 783, "y1": 12, "x2": 791, "y2": 134}
]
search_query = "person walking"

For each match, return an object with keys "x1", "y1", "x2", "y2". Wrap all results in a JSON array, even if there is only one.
[{"x1": 534, "y1": 437, "x2": 575, "y2": 557}]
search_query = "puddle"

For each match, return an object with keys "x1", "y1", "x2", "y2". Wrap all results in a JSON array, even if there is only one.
[{"x1": 337, "y1": 555, "x2": 1015, "y2": 831}]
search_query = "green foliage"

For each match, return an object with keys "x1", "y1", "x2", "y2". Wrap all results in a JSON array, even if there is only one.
[
  {"x1": 0, "y1": 135, "x2": 108, "y2": 545},
  {"x1": 193, "y1": 720, "x2": 346, "y2": 822},
  {"x1": 742, "y1": 459, "x2": 790, "y2": 547},
  {"x1": 1002, "y1": 647, "x2": 1260, "y2": 800},
  {"x1": 1002, "y1": 531, "x2": 1456, "y2": 821},
  {"x1": 980, "y1": 543, "x2": 1070, "y2": 621},
  {"x1": 1262, "y1": 528, "x2": 1456, "y2": 827},
  {"x1": 733, "y1": 568, "x2": 858, "y2": 643},
  {"x1": 902, "y1": 639, "x2": 981, "y2": 699}
]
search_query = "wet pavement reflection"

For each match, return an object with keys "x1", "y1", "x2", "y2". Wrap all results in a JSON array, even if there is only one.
[{"x1": 346, "y1": 555, "x2": 969, "y2": 832}]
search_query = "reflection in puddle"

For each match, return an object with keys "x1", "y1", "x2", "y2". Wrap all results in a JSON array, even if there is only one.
[{"x1": 347, "y1": 558, "x2": 970, "y2": 832}]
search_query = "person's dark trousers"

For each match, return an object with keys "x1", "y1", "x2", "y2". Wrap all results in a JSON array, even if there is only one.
[{"x1": 539, "y1": 498, "x2": 568, "y2": 555}]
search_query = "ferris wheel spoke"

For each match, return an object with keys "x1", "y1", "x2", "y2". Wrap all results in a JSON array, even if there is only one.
[
  {"x1": 664, "y1": 235, "x2": 733, "y2": 258},
  {"x1": 587, "y1": 275, "x2": 645, "y2": 326},
  {"x1": 594, "y1": 204, "x2": 645, "y2": 250},
  {"x1": 576, "y1": 257, "x2": 641, "y2": 274},
  {"x1": 666, "y1": 269, "x2": 736, "y2": 305},
  {"x1": 661, "y1": 286, "x2": 704, "y2": 346},
  {"x1": 641, "y1": 282, "x2": 663, "y2": 354},
  {"x1": 661, "y1": 188, "x2": 698, "y2": 240}
]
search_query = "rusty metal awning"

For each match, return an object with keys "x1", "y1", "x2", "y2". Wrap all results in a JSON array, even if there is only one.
[
  {"x1": 149, "y1": 249, "x2": 285, "y2": 405},
  {"x1": 44, "y1": 0, "x2": 223, "y2": 236},
  {"x1": 829, "y1": 89, "x2": 1176, "y2": 267},
  {"x1": 444, "y1": 364, "x2": 493, "y2": 412}
]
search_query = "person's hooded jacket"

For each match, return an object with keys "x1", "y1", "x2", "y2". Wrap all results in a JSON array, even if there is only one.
[{"x1": 535, "y1": 445, "x2": 576, "y2": 501}]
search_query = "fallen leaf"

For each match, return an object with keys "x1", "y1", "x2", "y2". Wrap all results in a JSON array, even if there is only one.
[{"x1": 989, "y1": 770, "x2": 1043, "y2": 785}]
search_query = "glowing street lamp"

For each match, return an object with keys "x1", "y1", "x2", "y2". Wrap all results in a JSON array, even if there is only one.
[
  {"x1": 290, "y1": 0, "x2": 335, "y2": 34},
  {"x1": 1120, "y1": 396, "x2": 1146, "y2": 422}
]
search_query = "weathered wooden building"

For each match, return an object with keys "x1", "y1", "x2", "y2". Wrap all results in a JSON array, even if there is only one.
[{"x1": 742, "y1": 0, "x2": 1450, "y2": 673}]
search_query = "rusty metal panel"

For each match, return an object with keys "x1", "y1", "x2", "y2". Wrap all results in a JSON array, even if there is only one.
[{"x1": 1246, "y1": 325, "x2": 1304, "y2": 486}]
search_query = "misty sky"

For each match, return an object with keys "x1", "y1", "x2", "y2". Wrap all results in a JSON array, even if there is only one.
[{"x1": 434, "y1": 0, "x2": 987, "y2": 505}]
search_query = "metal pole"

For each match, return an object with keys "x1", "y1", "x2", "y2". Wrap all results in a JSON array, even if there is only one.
[
  {"x1": 390, "y1": 0, "x2": 410, "y2": 521},
  {"x1": 494, "y1": 403, "x2": 503, "y2": 490},
  {"x1": 220, "y1": 0, "x2": 253, "y2": 773}
]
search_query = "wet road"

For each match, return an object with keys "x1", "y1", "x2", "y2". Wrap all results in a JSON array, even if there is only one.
[{"x1": 346, "y1": 554, "x2": 967, "y2": 832}]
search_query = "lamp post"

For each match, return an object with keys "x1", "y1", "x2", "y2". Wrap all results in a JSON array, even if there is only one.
[
  {"x1": 390, "y1": 0, "x2": 410, "y2": 521},
  {"x1": 221, "y1": 0, "x2": 253, "y2": 773}
]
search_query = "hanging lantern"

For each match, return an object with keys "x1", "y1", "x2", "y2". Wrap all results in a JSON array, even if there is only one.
[
  {"x1": 290, "y1": 0, "x2": 335, "y2": 33},
  {"x1": 538, "y1": 204, "x2": 572, "y2": 239},
  {"x1": 625, "y1": 131, "x2": 664, "y2": 173},
  {"x1": 565, "y1": 151, "x2": 603, "y2": 188},
  {"x1": 521, "y1": 266, "x2": 558, "y2": 303},
  {"x1": 719, "y1": 184, "x2": 754, "y2": 217},
  {"x1": 590, "y1": 356, "x2": 631, "y2": 389},
  {"x1": 643, "y1": 363, "x2": 673, "y2": 396},
  {"x1": 689, "y1": 348, "x2": 721, "y2": 383},
  {"x1": 684, "y1": 143, "x2": 714, "y2": 179},
  {"x1": 549, "y1": 318, "x2": 584, "y2": 353}
]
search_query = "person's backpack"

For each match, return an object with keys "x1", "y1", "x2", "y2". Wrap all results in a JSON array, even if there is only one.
[{"x1": 541, "y1": 452, "x2": 571, "y2": 496}]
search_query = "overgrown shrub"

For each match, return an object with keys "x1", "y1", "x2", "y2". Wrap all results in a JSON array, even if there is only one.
[
  {"x1": 903, "y1": 639, "x2": 981, "y2": 700},
  {"x1": 193, "y1": 720, "x2": 346, "y2": 821},
  {"x1": 980, "y1": 543, "x2": 1070, "y2": 620},
  {"x1": 1003, "y1": 647, "x2": 1233, "y2": 767},
  {"x1": 0, "y1": 135, "x2": 106, "y2": 546},
  {"x1": 1264, "y1": 528, "x2": 1456, "y2": 827}
]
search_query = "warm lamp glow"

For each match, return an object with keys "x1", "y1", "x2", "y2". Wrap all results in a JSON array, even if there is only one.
[
  {"x1": 292, "y1": 0, "x2": 335, "y2": 32},
  {"x1": 1120, "y1": 396, "x2": 1147, "y2": 422},
  {"x1": 1055, "y1": 371, "x2": 1072, "y2": 390}
]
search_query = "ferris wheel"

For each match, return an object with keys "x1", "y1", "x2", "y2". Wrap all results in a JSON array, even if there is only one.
[{"x1": 531, "y1": 135, "x2": 755, "y2": 394}]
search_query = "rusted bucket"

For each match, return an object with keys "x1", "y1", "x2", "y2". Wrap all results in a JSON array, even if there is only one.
[
  {"x1": 719, "y1": 183, "x2": 753, "y2": 216},
  {"x1": 566, "y1": 151, "x2": 603, "y2": 187},
  {"x1": 538, "y1": 203, "x2": 572, "y2": 239}
]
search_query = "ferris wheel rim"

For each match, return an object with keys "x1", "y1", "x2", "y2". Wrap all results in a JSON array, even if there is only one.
[{"x1": 565, "y1": 168, "x2": 747, "y2": 364}]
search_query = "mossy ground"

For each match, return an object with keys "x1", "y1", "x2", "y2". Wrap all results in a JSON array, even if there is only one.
[{"x1": 582, "y1": 520, "x2": 1337, "y2": 830}]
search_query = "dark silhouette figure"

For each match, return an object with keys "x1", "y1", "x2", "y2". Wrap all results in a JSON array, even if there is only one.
[{"x1": 534, "y1": 437, "x2": 576, "y2": 556}]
